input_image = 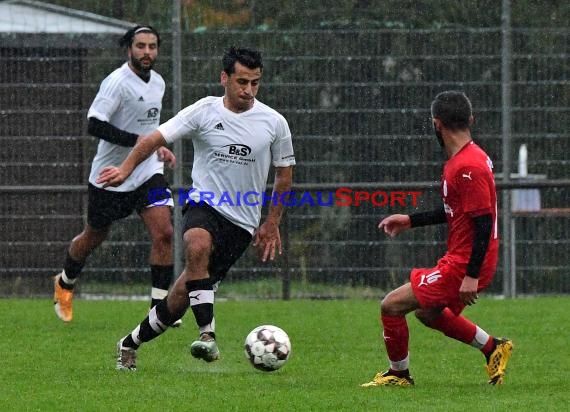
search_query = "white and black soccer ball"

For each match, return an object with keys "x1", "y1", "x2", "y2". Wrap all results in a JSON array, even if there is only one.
[{"x1": 244, "y1": 325, "x2": 291, "y2": 372}]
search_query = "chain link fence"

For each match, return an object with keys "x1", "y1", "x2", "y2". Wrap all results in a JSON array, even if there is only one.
[{"x1": 1, "y1": 1, "x2": 568, "y2": 298}]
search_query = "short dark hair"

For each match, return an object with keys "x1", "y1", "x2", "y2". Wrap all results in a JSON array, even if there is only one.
[
  {"x1": 431, "y1": 91, "x2": 473, "y2": 130},
  {"x1": 119, "y1": 25, "x2": 161, "y2": 48},
  {"x1": 222, "y1": 46, "x2": 263, "y2": 75}
]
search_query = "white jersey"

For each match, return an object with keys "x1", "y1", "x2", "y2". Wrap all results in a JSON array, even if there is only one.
[
  {"x1": 88, "y1": 62, "x2": 165, "y2": 192},
  {"x1": 159, "y1": 96, "x2": 296, "y2": 233}
]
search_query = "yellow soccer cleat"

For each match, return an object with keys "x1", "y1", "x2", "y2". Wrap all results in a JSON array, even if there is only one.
[
  {"x1": 486, "y1": 338, "x2": 514, "y2": 385},
  {"x1": 53, "y1": 272, "x2": 74, "y2": 322},
  {"x1": 361, "y1": 370, "x2": 415, "y2": 387}
]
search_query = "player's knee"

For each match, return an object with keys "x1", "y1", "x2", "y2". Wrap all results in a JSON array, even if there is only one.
[
  {"x1": 151, "y1": 225, "x2": 174, "y2": 246},
  {"x1": 75, "y1": 226, "x2": 108, "y2": 249},
  {"x1": 184, "y1": 230, "x2": 212, "y2": 259},
  {"x1": 380, "y1": 294, "x2": 397, "y2": 315},
  {"x1": 185, "y1": 242, "x2": 210, "y2": 262},
  {"x1": 381, "y1": 290, "x2": 416, "y2": 316}
]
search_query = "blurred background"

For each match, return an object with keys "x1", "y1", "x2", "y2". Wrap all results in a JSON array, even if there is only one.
[{"x1": 1, "y1": 0, "x2": 568, "y2": 299}]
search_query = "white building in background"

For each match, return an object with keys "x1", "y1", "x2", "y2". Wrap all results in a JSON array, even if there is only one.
[{"x1": 0, "y1": 0, "x2": 132, "y2": 33}]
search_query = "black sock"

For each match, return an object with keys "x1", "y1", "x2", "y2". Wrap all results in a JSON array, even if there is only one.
[
  {"x1": 485, "y1": 338, "x2": 499, "y2": 363},
  {"x1": 125, "y1": 300, "x2": 172, "y2": 349},
  {"x1": 150, "y1": 265, "x2": 174, "y2": 308},
  {"x1": 122, "y1": 298, "x2": 188, "y2": 351},
  {"x1": 186, "y1": 279, "x2": 215, "y2": 330},
  {"x1": 155, "y1": 298, "x2": 184, "y2": 325},
  {"x1": 60, "y1": 251, "x2": 84, "y2": 290},
  {"x1": 122, "y1": 334, "x2": 138, "y2": 350}
]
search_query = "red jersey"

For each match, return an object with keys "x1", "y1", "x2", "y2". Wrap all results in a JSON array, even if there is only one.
[{"x1": 440, "y1": 141, "x2": 499, "y2": 274}]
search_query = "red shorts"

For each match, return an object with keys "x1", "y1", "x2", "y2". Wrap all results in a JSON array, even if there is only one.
[{"x1": 410, "y1": 258, "x2": 495, "y2": 316}]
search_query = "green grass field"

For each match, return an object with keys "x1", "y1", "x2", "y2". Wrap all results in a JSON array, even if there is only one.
[{"x1": 1, "y1": 297, "x2": 568, "y2": 411}]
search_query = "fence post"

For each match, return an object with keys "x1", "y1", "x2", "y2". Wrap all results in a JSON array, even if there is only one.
[
  {"x1": 171, "y1": 0, "x2": 184, "y2": 278},
  {"x1": 501, "y1": 0, "x2": 515, "y2": 298}
]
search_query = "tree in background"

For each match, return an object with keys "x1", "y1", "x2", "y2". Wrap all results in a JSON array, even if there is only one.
[{"x1": 45, "y1": 0, "x2": 570, "y2": 31}]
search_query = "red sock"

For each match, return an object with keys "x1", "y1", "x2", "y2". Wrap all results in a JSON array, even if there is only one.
[
  {"x1": 427, "y1": 308, "x2": 476, "y2": 344},
  {"x1": 381, "y1": 314, "x2": 409, "y2": 364},
  {"x1": 481, "y1": 337, "x2": 495, "y2": 357}
]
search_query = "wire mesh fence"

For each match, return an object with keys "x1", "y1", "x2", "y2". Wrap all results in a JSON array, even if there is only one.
[{"x1": 0, "y1": 1, "x2": 568, "y2": 298}]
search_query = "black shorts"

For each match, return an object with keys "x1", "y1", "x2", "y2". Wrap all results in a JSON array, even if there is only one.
[
  {"x1": 182, "y1": 202, "x2": 252, "y2": 283},
  {"x1": 87, "y1": 173, "x2": 172, "y2": 229}
]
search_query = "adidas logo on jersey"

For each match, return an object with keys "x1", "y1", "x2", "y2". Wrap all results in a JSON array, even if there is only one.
[
  {"x1": 138, "y1": 96, "x2": 145, "y2": 101},
  {"x1": 215, "y1": 122, "x2": 224, "y2": 130}
]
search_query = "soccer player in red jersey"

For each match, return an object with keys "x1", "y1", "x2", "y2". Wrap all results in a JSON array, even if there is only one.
[{"x1": 362, "y1": 91, "x2": 513, "y2": 387}]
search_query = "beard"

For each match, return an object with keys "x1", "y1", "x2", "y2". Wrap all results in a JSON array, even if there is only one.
[
  {"x1": 130, "y1": 55, "x2": 154, "y2": 74},
  {"x1": 433, "y1": 122, "x2": 444, "y2": 147}
]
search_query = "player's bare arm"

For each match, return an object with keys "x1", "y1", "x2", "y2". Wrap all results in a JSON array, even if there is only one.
[
  {"x1": 253, "y1": 166, "x2": 293, "y2": 262},
  {"x1": 96, "y1": 130, "x2": 167, "y2": 187},
  {"x1": 379, "y1": 214, "x2": 412, "y2": 237}
]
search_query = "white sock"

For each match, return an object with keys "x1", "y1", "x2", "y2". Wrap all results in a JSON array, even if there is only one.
[
  {"x1": 199, "y1": 317, "x2": 216, "y2": 336},
  {"x1": 389, "y1": 353, "x2": 410, "y2": 371},
  {"x1": 61, "y1": 270, "x2": 77, "y2": 285},
  {"x1": 471, "y1": 326, "x2": 490, "y2": 349}
]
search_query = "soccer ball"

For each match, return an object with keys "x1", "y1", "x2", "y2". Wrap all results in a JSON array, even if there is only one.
[{"x1": 244, "y1": 325, "x2": 291, "y2": 371}]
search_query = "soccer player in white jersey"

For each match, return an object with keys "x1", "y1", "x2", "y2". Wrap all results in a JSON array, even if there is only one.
[
  {"x1": 53, "y1": 25, "x2": 181, "y2": 326},
  {"x1": 97, "y1": 46, "x2": 296, "y2": 371}
]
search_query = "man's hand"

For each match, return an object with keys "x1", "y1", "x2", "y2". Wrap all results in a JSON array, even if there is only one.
[
  {"x1": 157, "y1": 146, "x2": 176, "y2": 168},
  {"x1": 459, "y1": 275, "x2": 479, "y2": 305},
  {"x1": 252, "y1": 219, "x2": 282, "y2": 262},
  {"x1": 378, "y1": 214, "x2": 412, "y2": 237},
  {"x1": 96, "y1": 166, "x2": 128, "y2": 188}
]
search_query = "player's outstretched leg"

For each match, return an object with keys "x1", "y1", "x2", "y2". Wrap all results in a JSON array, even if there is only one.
[
  {"x1": 485, "y1": 338, "x2": 514, "y2": 385},
  {"x1": 115, "y1": 300, "x2": 180, "y2": 370}
]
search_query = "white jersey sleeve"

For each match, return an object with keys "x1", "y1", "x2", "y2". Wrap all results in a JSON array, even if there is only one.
[
  {"x1": 271, "y1": 114, "x2": 295, "y2": 167},
  {"x1": 158, "y1": 97, "x2": 212, "y2": 144},
  {"x1": 87, "y1": 74, "x2": 122, "y2": 122}
]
